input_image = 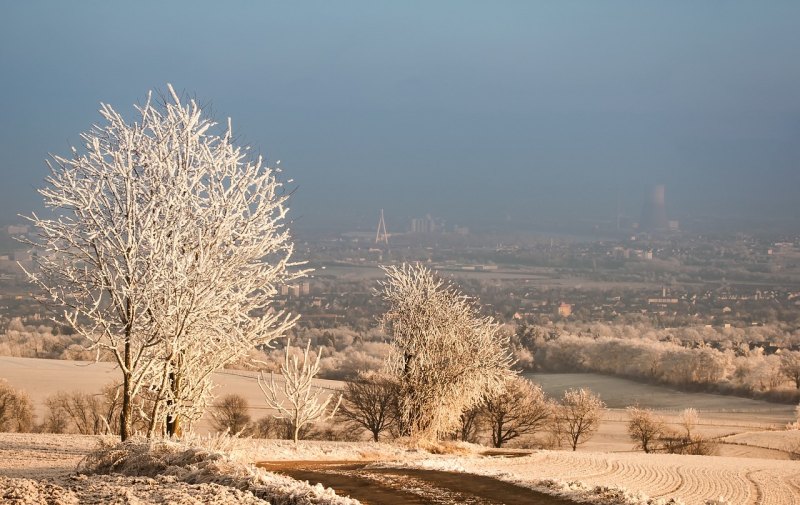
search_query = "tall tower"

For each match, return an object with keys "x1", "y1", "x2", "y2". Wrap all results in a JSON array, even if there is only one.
[
  {"x1": 375, "y1": 209, "x2": 389, "y2": 245},
  {"x1": 641, "y1": 184, "x2": 668, "y2": 231}
]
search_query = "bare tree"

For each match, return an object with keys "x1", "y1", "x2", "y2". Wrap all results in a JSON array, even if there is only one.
[
  {"x1": 24, "y1": 85, "x2": 302, "y2": 440},
  {"x1": 337, "y1": 372, "x2": 397, "y2": 442},
  {"x1": 626, "y1": 405, "x2": 664, "y2": 453},
  {"x1": 258, "y1": 340, "x2": 341, "y2": 443},
  {"x1": 482, "y1": 377, "x2": 552, "y2": 448},
  {"x1": 379, "y1": 264, "x2": 514, "y2": 441},
  {"x1": 456, "y1": 407, "x2": 482, "y2": 443},
  {"x1": 0, "y1": 380, "x2": 34, "y2": 432},
  {"x1": 211, "y1": 394, "x2": 252, "y2": 435},
  {"x1": 44, "y1": 392, "x2": 106, "y2": 435},
  {"x1": 555, "y1": 388, "x2": 605, "y2": 451}
]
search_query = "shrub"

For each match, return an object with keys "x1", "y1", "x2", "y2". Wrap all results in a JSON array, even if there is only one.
[{"x1": 0, "y1": 379, "x2": 34, "y2": 432}]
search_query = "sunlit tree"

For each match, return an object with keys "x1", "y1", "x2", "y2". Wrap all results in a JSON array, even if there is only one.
[
  {"x1": 379, "y1": 263, "x2": 514, "y2": 441},
  {"x1": 24, "y1": 85, "x2": 302, "y2": 439}
]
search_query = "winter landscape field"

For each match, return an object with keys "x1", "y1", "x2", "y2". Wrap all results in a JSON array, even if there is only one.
[
  {"x1": 3, "y1": 3, "x2": 800, "y2": 504},
  {"x1": 3, "y1": 356, "x2": 800, "y2": 504}
]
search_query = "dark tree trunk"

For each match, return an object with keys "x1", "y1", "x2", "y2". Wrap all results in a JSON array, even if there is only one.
[{"x1": 120, "y1": 341, "x2": 132, "y2": 440}]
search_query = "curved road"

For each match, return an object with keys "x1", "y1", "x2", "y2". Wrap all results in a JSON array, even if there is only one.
[{"x1": 258, "y1": 461, "x2": 578, "y2": 505}]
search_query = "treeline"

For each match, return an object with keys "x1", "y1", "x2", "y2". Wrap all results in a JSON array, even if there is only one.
[{"x1": 529, "y1": 331, "x2": 800, "y2": 403}]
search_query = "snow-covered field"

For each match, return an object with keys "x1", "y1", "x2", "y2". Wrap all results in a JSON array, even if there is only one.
[
  {"x1": 3, "y1": 432, "x2": 800, "y2": 505},
  {"x1": 3, "y1": 356, "x2": 800, "y2": 504},
  {"x1": 394, "y1": 449, "x2": 800, "y2": 505}
]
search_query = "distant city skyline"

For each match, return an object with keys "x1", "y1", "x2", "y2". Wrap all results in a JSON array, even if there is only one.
[{"x1": 2, "y1": 2, "x2": 799, "y2": 233}]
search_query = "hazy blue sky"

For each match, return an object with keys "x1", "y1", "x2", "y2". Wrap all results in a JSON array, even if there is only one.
[{"x1": 1, "y1": 1, "x2": 799, "y2": 231}]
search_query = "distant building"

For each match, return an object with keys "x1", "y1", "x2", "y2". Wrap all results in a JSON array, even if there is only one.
[
  {"x1": 648, "y1": 297, "x2": 679, "y2": 305},
  {"x1": 410, "y1": 214, "x2": 440, "y2": 233},
  {"x1": 557, "y1": 303, "x2": 572, "y2": 317},
  {"x1": 281, "y1": 282, "x2": 310, "y2": 297},
  {"x1": 640, "y1": 184, "x2": 668, "y2": 231}
]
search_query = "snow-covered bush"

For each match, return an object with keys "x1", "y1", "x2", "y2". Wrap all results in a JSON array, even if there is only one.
[
  {"x1": 80, "y1": 436, "x2": 358, "y2": 505},
  {"x1": 259, "y1": 340, "x2": 341, "y2": 443}
]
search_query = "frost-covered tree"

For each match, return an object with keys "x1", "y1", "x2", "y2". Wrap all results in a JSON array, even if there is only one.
[
  {"x1": 379, "y1": 264, "x2": 514, "y2": 441},
  {"x1": 482, "y1": 377, "x2": 552, "y2": 448},
  {"x1": 258, "y1": 340, "x2": 341, "y2": 443},
  {"x1": 555, "y1": 388, "x2": 605, "y2": 451},
  {"x1": 679, "y1": 407, "x2": 699, "y2": 439},
  {"x1": 0, "y1": 380, "x2": 34, "y2": 432},
  {"x1": 626, "y1": 405, "x2": 664, "y2": 453},
  {"x1": 24, "y1": 85, "x2": 302, "y2": 440},
  {"x1": 780, "y1": 351, "x2": 800, "y2": 389}
]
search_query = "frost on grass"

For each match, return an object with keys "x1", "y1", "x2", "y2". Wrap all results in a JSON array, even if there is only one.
[{"x1": 77, "y1": 436, "x2": 360, "y2": 505}]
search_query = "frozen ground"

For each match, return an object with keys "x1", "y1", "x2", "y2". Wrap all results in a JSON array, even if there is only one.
[
  {"x1": 389, "y1": 450, "x2": 800, "y2": 505},
  {"x1": 3, "y1": 432, "x2": 800, "y2": 504}
]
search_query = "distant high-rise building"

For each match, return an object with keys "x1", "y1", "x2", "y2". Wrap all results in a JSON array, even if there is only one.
[
  {"x1": 640, "y1": 184, "x2": 668, "y2": 231},
  {"x1": 410, "y1": 214, "x2": 438, "y2": 233}
]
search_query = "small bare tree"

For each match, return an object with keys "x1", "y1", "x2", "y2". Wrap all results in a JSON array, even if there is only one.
[
  {"x1": 258, "y1": 340, "x2": 341, "y2": 443},
  {"x1": 44, "y1": 392, "x2": 106, "y2": 435},
  {"x1": 380, "y1": 264, "x2": 514, "y2": 441},
  {"x1": 626, "y1": 405, "x2": 665, "y2": 453},
  {"x1": 456, "y1": 407, "x2": 482, "y2": 443},
  {"x1": 337, "y1": 372, "x2": 397, "y2": 442},
  {"x1": 0, "y1": 380, "x2": 34, "y2": 432},
  {"x1": 211, "y1": 394, "x2": 252, "y2": 435},
  {"x1": 555, "y1": 388, "x2": 605, "y2": 451},
  {"x1": 482, "y1": 377, "x2": 552, "y2": 448}
]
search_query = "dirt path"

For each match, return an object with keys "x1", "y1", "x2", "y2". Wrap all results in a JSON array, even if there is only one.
[{"x1": 257, "y1": 461, "x2": 577, "y2": 505}]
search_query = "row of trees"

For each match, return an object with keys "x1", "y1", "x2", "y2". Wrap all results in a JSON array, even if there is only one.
[
  {"x1": 532, "y1": 332, "x2": 800, "y2": 402},
  {"x1": 334, "y1": 370, "x2": 606, "y2": 451},
  {"x1": 627, "y1": 406, "x2": 715, "y2": 455}
]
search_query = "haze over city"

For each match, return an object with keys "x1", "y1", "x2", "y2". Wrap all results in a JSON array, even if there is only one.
[{"x1": 2, "y1": 1, "x2": 799, "y2": 233}]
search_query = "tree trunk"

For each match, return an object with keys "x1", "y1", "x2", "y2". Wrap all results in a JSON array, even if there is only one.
[
  {"x1": 372, "y1": 429, "x2": 379, "y2": 442},
  {"x1": 166, "y1": 370, "x2": 183, "y2": 437},
  {"x1": 120, "y1": 339, "x2": 132, "y2": 441}
]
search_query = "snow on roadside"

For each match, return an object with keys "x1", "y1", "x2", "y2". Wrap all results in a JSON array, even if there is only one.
[{"x1": 78, "y1": 436, "x2": 362, "y2": 505}]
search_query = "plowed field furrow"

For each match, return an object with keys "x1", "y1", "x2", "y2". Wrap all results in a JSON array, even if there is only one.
[
  {"x1": 564, "y1": 458, "x2": 618, "y2": 482},
  {"x1": 785, "y1": 474, "x2": 800, "y2": 501},
  {"x1": 748, "y1": 468, "x2": 800, "y2": 505}
]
